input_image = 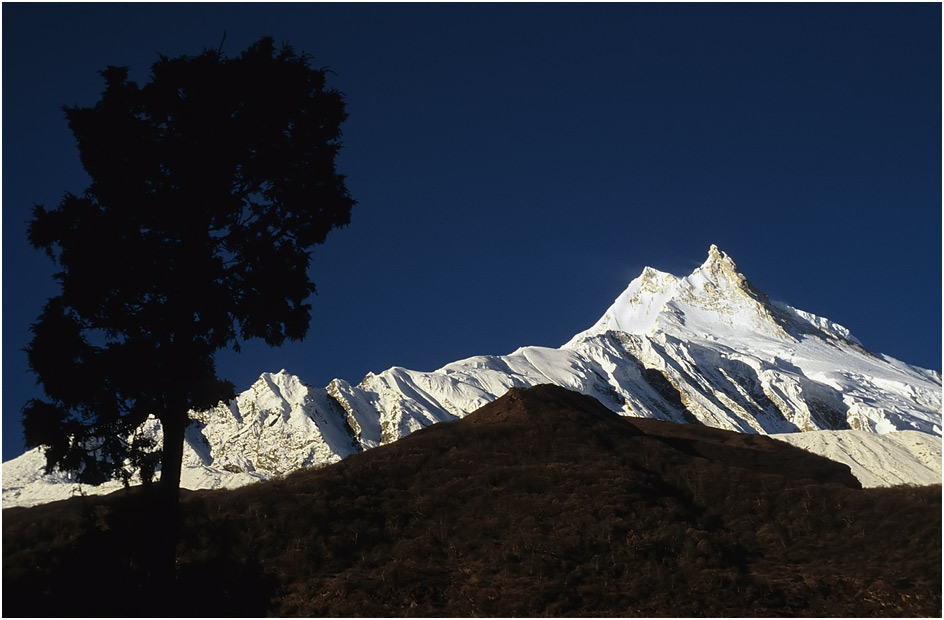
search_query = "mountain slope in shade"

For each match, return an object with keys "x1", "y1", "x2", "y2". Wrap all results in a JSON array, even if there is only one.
[
  {"x1": 3, "y1": 246, "x2": 940, "y2": 507},
  {"x1": 2, "y1": 386, "x2": 940, "y2": 617}
]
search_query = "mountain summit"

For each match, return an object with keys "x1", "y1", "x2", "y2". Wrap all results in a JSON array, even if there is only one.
[
  {"x1": 569, "y1": 244, "x2": 797, "y2": 342},
  {"x1": 569, "y1": 245, "x2": 861, "y2": 346},
  {"x1": 4, "y1": 247, "x2": 941, "y2": 507}
]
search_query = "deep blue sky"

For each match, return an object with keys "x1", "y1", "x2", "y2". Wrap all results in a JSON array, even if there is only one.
[{"x1": 3, "y1": 3, "x2": 941, "y2": 460}]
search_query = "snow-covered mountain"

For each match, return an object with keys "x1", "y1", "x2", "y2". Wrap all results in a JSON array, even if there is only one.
[{"x1": 4, "y1": 246, "x2": 941, "y2": 507}]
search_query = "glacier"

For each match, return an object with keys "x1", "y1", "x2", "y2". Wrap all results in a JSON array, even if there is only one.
[{"x1": 4, "y1": 245, "x2": 941, "y2": 507}]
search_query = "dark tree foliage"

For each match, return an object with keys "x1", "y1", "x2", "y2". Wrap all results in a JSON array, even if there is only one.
[{"x1": 25, "y1": 36, "x2": 354, "y2": 500}]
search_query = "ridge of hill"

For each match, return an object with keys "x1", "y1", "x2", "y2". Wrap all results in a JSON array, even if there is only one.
[
  {"x1": 3, "y1": 245, "x2": 940, "y2": 508},
  {"x1": 3, "y1": 385, "x2": 940, "y2": 617}
]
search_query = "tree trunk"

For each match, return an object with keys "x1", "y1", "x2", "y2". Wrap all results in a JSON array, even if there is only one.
[
  {"x1": 160, "y1": 410, "x2": 186, "y2": 503},
  {"x1": 154, "y1": 408, "x2": 187, "y2": 603}
]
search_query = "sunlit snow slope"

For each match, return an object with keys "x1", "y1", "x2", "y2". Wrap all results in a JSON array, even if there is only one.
[{"x1": 4, "y1": 246, "x2": 940, "y2": 507}]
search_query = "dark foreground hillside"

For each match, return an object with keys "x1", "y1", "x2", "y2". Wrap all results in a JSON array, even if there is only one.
[{"x1": 3, "y1": 385, "x2": 941, "y2": 617}]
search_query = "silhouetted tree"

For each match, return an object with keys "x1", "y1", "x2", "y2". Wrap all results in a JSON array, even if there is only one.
[{"x1": 24, "y1": 36, "x2": 355, "y2": 505}]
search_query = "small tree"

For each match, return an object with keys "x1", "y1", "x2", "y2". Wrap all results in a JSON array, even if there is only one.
[{"x1": 25, "y1": 36, "x2": 355, "y2": 503}]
